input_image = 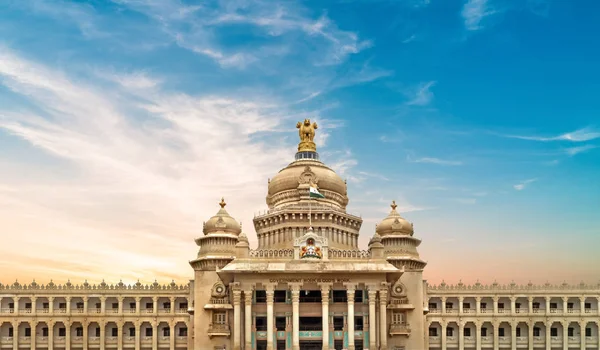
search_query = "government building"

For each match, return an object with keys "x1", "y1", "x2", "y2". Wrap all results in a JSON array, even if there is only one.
[{"x1": 1, "y1": 120, "x2": 599, "y2": 350}]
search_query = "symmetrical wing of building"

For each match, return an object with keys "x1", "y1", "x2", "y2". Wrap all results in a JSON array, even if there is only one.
[{"x1": 1, "y1": 120, "x2": 598, "y2": 350}]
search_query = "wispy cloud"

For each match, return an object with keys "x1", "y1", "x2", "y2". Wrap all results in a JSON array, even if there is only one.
[
  {"x1": 408, "y1": 156, "x2": 463, "y2": 166},
  {"x1": 513, "y1": 178, "x2": 537, "y2": 191},
  {"x1": 402, "y1": 34, "x2": 416, "y2": 44},
  {"x1": 0, "y1": 48, "x2": 302, "y2": 282},
  {"x1": 454, "y1": 198, "x2": 477, "y2": 204},
  {"x1": 501, "y1": 127, "x2": 600, "y2": 142},
  {"x1": 563, "y1": 144, "x2": 597, "y2": 156},
  {"x1": 462, "y1": 0, "x2": 497, "y2": 31},
  {"x1": 405, "y1": 81, "x2": 436, "y2": 106}
]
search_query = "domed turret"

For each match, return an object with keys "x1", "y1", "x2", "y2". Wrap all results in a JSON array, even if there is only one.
[
  {"x1": 376, "y1": 200, "x2": 426, "y2": 271},
  {"x1": 190, "y1": 198, "x2": 242, "y2": 271},
  {"x1": 203, "y1": 198, "x2": 242, "y2": 235},
  {"x1": 376, "y1": 200, "x2": 414, "y2": 236}
]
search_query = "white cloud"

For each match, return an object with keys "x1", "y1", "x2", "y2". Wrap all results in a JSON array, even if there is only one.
[
  {"x1": 513, "y1": 178, "x2": 537, "y2": 191},
  {"x1": 406, "y1": 81, "x2": 436, "y2": 106},
  {"x1": 409, "y1": 156, "x2": 463, "y2": 166},
  {"x1": 462, "y1": 0, "x2": 496, "y2": 31},
  {"x1": 0, "y1": 48, "x2": 303, "y2": 282},
  {"x1": 502, "y1": 127, "x2": 600, "y2": 142},
  {"x1": 563, "y1": 144, "x2": 597, "y2": 156}
]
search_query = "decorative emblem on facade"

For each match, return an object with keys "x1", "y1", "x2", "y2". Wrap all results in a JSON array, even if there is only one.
[
  {"x1": 391, "y1": 278, "x2": 406, "y2": 297},
  {"x1": 300, "y1": 238, "x2": 322, "y2": 259},
  {"x1": 211, "y1": 282, "x2": 227, "y2": 298},
  {"x1": 298, "y1": 166, "x2": 318, "y2": 185}
]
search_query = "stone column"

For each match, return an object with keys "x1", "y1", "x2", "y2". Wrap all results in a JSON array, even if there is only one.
[
  {"x1": 441, "y1": 321, "x2": 447, "y2": 350},
  {"x1": 49, "y1": 321, "x2": 54, "y2": 350},
  {"x1": 83, "y1": 320, "x2": 89, "y2": 350},
  {"x1": 266, "y1": 286, "x2": 275, "y2": 350},
  {"x1": 510, "y1": 297, "x2": 516, "y2": 315},
  {"x1": 511, "y1": 322, "x2": 517, "y2": 350},
  {"x1": 153, "y1": 297, "x2": 158, "y2": 316},
  {"x1": 368, "y1": 289, "x2": 377, "y2": 350},
  {"x1": 579, "y1": 321, "x2": 586, "y2": 350},
  {"x1": 441, "y1": 296, "x2": 447, "y2": 314},
  {"x1": 544, "y1": 321, "x2": 550, "y2": 350},
  {"x1": 544, "y1": 297, "x2": 550, "y2": 315},
  {"x1": 527, "y1": 297, "x2": 533, "y2": 315},
  {"x1": 528, "y1": 320, "x2": 533, "y2": 350},
  {"x1": 135, "y1": 297, "x2": 141, "y2": 316},
  {"x1": 562, "y1": 321, "x2": 568, "y2": 350},
  {"x1": 476, "y1": 322, "x2": 481, "y2": 350},
  {"x1": 244, "y1": 290, "x2": 253, "y2": 350},
  {"x1": 321, "y1": 284, "x2": 332, "y2": 350},
  {"x1": 291, "y1": 284, "x2": 300, "y2": 350},
  {"x1": 493, "y1": 321, "x2": 499, "y2": 350},
  {"x1": 100, "y1": 297, "x2": 106, "y2": 315},
  {"x1": 31, "y1": 297, "x2": 37, "y2": 316},
  {"x1": 13, "y1": 321, "x2": 19, "y2": 349},
  {"x1": 83, "y1": 296, "x2": 89, "y2": 314},
  {"x1": 117, "y1": 321, "x2": 123, "y2": 350},
  {"x1": 170, "y1": 297, "x2": 176, "y2": 315},
  {"x1": 66, "y1": 321, "x2": 71, "y2": 350},
  {"x1": 31, "y1": 321, "x2": 37, "y2": 350},
  {"x1": 118, "y1": 297, "x2": 123, "y2": 314},
  {"x1": 49, "y1": 296, "x2": 55, "y2": 314},
  {"x1": 459, "y1": 296, "x2": 464, "y2": 315},
  {"x1": 493, "y1": 296, "x2": 499, "y2": 315},
  {"x1": 379, "y1": 287, "x2": 388, "y2": 349},
  {"x1": 346, "y1": 285, "x2": 356, "y2": 350},
  {"x1": 152, "y1": 322, "x2": 158, "y2": 350},
  {"x1": 233, "y1": 289, "x2": 242, "y2": 350},
  {"x1": 135, "y1": 321, "x2": 140, "y2": 350},
  {"x1": 100, "y1": 322, "x2": 105, "y2": 350},
  {"x1": 476, "y1": 297, "x2": 481, "y2": 316},
  {"x1": 66, "y1": 296, "x2": 71, "y2": 315},
  {"x1": 459, "y1": 321, "x2": 465, "y2": 350},
  {"x1": 169, "y1": 323, "x2": 175, "y2": 350}
]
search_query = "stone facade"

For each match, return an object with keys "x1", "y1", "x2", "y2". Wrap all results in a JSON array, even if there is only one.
[{"x1": 1, "y1": 121, "x2": 597, "y2": 350}]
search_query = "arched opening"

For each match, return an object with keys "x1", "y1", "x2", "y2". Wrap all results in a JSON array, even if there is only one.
[
  {"x1": 498, "y1": 321, "x2": 511, "y2": 346},
  {"x1": 105, "y1": 297, "x2": 119, "y2": 313},
  {"x1": 446, "y1": 321, "x2": 459, "y2": 346},
  {"x1": 71, "y1": 321, "x2": 84, "y2": 346},
  {"x1": 122, "y1": 321, "x2": 136, "y2": 345},
  {"x1": 158, "y1": 321, "x2": 171, "y2": 347},
  {"x1": 88, "y1": 321, "x2": 101, "y2": 345},
  {"x1": 428, "y1": 321, "x2": 442, "y2": 348},
  {"x1": 52, "y1": 321, "x2": 67, "y2": 347},
  {"x1": 140, "y1": 321, "x2": 153, "y2": 347},
  {"x1": 35, "y1": 321, "x2": 49, "y2": 346},
  {"x1": 174, "y1": 322, "x2": 188, "y2": 346},
  {"x1": 105, "y1": 321, "x2": 118, "y2": 346},
  {"x1": 516, "y1": 322, "x2": 528, "y2": 346},
  {"x1": 566, "y1": 321, "x2": 581, "y2": 347},
  {"x1": 585, "y1": 322, "x2": 599, "y2": 344},
  {"x1": 532, "y1": 321, "x2": 546, "y2": 347},
  {"x1": 17, "y1": 321, "x2": 32, "y2": 346},
  {"x1": 480, "y1": 321, "x2": 493, "y2": 347},
  {"x1": 427, "y1": 297, "x2": 442, "y2": 313}
]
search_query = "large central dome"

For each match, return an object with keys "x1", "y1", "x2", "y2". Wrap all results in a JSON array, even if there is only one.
[{"x1": 266, "y1": 119, "x2": 348, "y2": 210}]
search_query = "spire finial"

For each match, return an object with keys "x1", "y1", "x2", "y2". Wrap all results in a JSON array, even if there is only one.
[
  {"x1": 219, "y1": 197, "x2": 226, "y2": 208},
  {"x1": 391, "y1": 200, "x2": 397, "y2": 211}
]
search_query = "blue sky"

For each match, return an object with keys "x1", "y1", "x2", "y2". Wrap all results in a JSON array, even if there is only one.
[{"x1": 0, "y1": 0, "x2": 599, "y2": 285}]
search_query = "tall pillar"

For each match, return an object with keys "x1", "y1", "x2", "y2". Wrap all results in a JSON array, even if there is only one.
[
  {"x1": 152, "y1": 322, "x2": 158, "y2": 350},
  {"x1": 579, "y1": 297, "x2": 585, "y2": 316},
  {"x1": 66, "y1": 296, "x2": 71, "y2": 315},
  {"x1": 83, "y1": 321, "x2": 89, "y2": 350},
  {"x1": 545, "y1": 296, "x2": 550, "y2": 315},
  {"x1": 511, "y1": 322, "x2": 516, "y2": 350},
  {"x1": 368, "y1": 289, "x2": 377, "y2": 350},
  {"x1": 31, "y1": 321, "x2": 37, "y2": 350},
  {"x1": 441, "y1": 296, "x2": 447, "y2": 314},
  {"x1": 153, "y1": 297, "x2": 158, "y2": 316},
  {"x1": 32, "y1": 297, "x2": 37, "y2": 316},
  {"x1": 476, "y1": 297, "x2": 481, "y2": 316},
  {"x1": 266, "y1": 286, "x2": 275, "y2": 350},
  {"x1": 459, "y1": 296, "x2": 464, "y2": 315},
  {"x1": 291, "y1": 284, "x2": 300, "y2": 350},
  {"x1": 13, "y1": 321, "x2": 18, "y2": 350},
  {"x1": 321, "y1": 284, "x2": 332, "y2": 350},
  {"x1": 100, "y1": 322, "x2": 105, "y2": 350},
  {"x1": 169, "y1": 323, "x2": 175, "y2": 350},
  {"x1": 244, "y1": 290, "x2": 253, "y2": 350},
  {"x1": 233, "y1": 289, "x2": 242, "y2": 350},
  {"x1": 579, "y1": 321, "x2": 586, "y2": 350},
  {"x1": 117, "y1": 321, "x2": 123, "y2": 350},
  {"x1": 118, "y1": 297, "x2": 123, "y2": 315},
  {"x1": 379, "y1": 287, "x2": 388, "y2": 349},
  {"x1": 170, "y1": 297, "x2": 176, "y2": 315},
  {"x1": 66, "y1": 321, "x2": 71, "y2": 350},
  {"x1": 527, "y1": 297, "x2": 533, "y2": 315},
  {"x1": 346, "y1": 285, "x2": 356, "y2": 350},
  {"x1": 510, "y1": 297, "x2": 516, "y2": 315},
  {"x1": 493, "y1": 322, "x2": 499, "y2": 350},
  {"x1": 475, "y1": 322, "x2": 481, "y2": 350},
  {"x1": 135, "y1": 321, "x2": 140, "y2": 350},
  {"x1": 100, "y1": 296, "x2": 106, "y2": 315},
  {"x1": 459, "y1": 322, "x2": 465, "y2": 350},
  {"x1": 49, "y1": 321, "x2": 54, "y2": 350},
  {"x1": 135, "y1": 297, "x2": 141, "y2": 316},
  {"x1": 441, "y1": 321, "x2": 447, "y2": 350},
  {"x1": 562, "y1": 321, "x2": 568, "y2": 350},
  {"x1": 544, "y1": 321, "x2": 550, "y2": 350},
  {"x1": 49, "y1": 296, "x2": 55, "y2": 314},
  {"x1": 493, "y1": 296, "x2": 499, "y2": 315},
  {"x1": 528, "y1": 321, "x2": 533, "y2": 350}
]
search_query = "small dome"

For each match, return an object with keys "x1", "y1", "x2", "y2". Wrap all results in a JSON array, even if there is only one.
[
  {"x1": 375, "y1": 200, "x2": 414, "y2": 236},
  {"x1": 203, "y1": 198, "x2": 242, "y2": 235}
]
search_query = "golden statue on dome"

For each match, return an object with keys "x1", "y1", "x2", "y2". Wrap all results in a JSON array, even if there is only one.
[{"x1": 296, "y1": 119, "x2": 318, "y2": 152}]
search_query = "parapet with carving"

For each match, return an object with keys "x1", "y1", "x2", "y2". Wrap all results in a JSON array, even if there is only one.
[
  {"x1": 427, "y1": 280, "x2": 600, "y2": 292},
  {"x1": 0, "y1": 279, "x2": 190, "y2": 293}
]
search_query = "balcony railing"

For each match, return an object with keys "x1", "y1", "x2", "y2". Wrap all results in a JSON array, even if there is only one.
[
  {"x1": 0, "y1": 308, "x2": 14, "y2": 313},
  {"x1": 389, "y1": 323, "x2": 411, "y2": 335}
]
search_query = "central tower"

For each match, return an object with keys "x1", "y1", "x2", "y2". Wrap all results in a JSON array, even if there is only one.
[{"x1": 253, "y1": 119, "x2": 363, "y2": 250}]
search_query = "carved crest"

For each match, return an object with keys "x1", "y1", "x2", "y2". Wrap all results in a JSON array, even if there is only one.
[
  {"x1": 391, "y1": 278, "x2": 406, "y2": 297},
  {"x1": 215, "y1": 217, "x2": 226, "y2": 228},
  {"x1": 298, "y1": 166, "x2": 318, "y2": 185},
  {"x1": 211, "y1": 282, "x2": 227, "y2": 298}
]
